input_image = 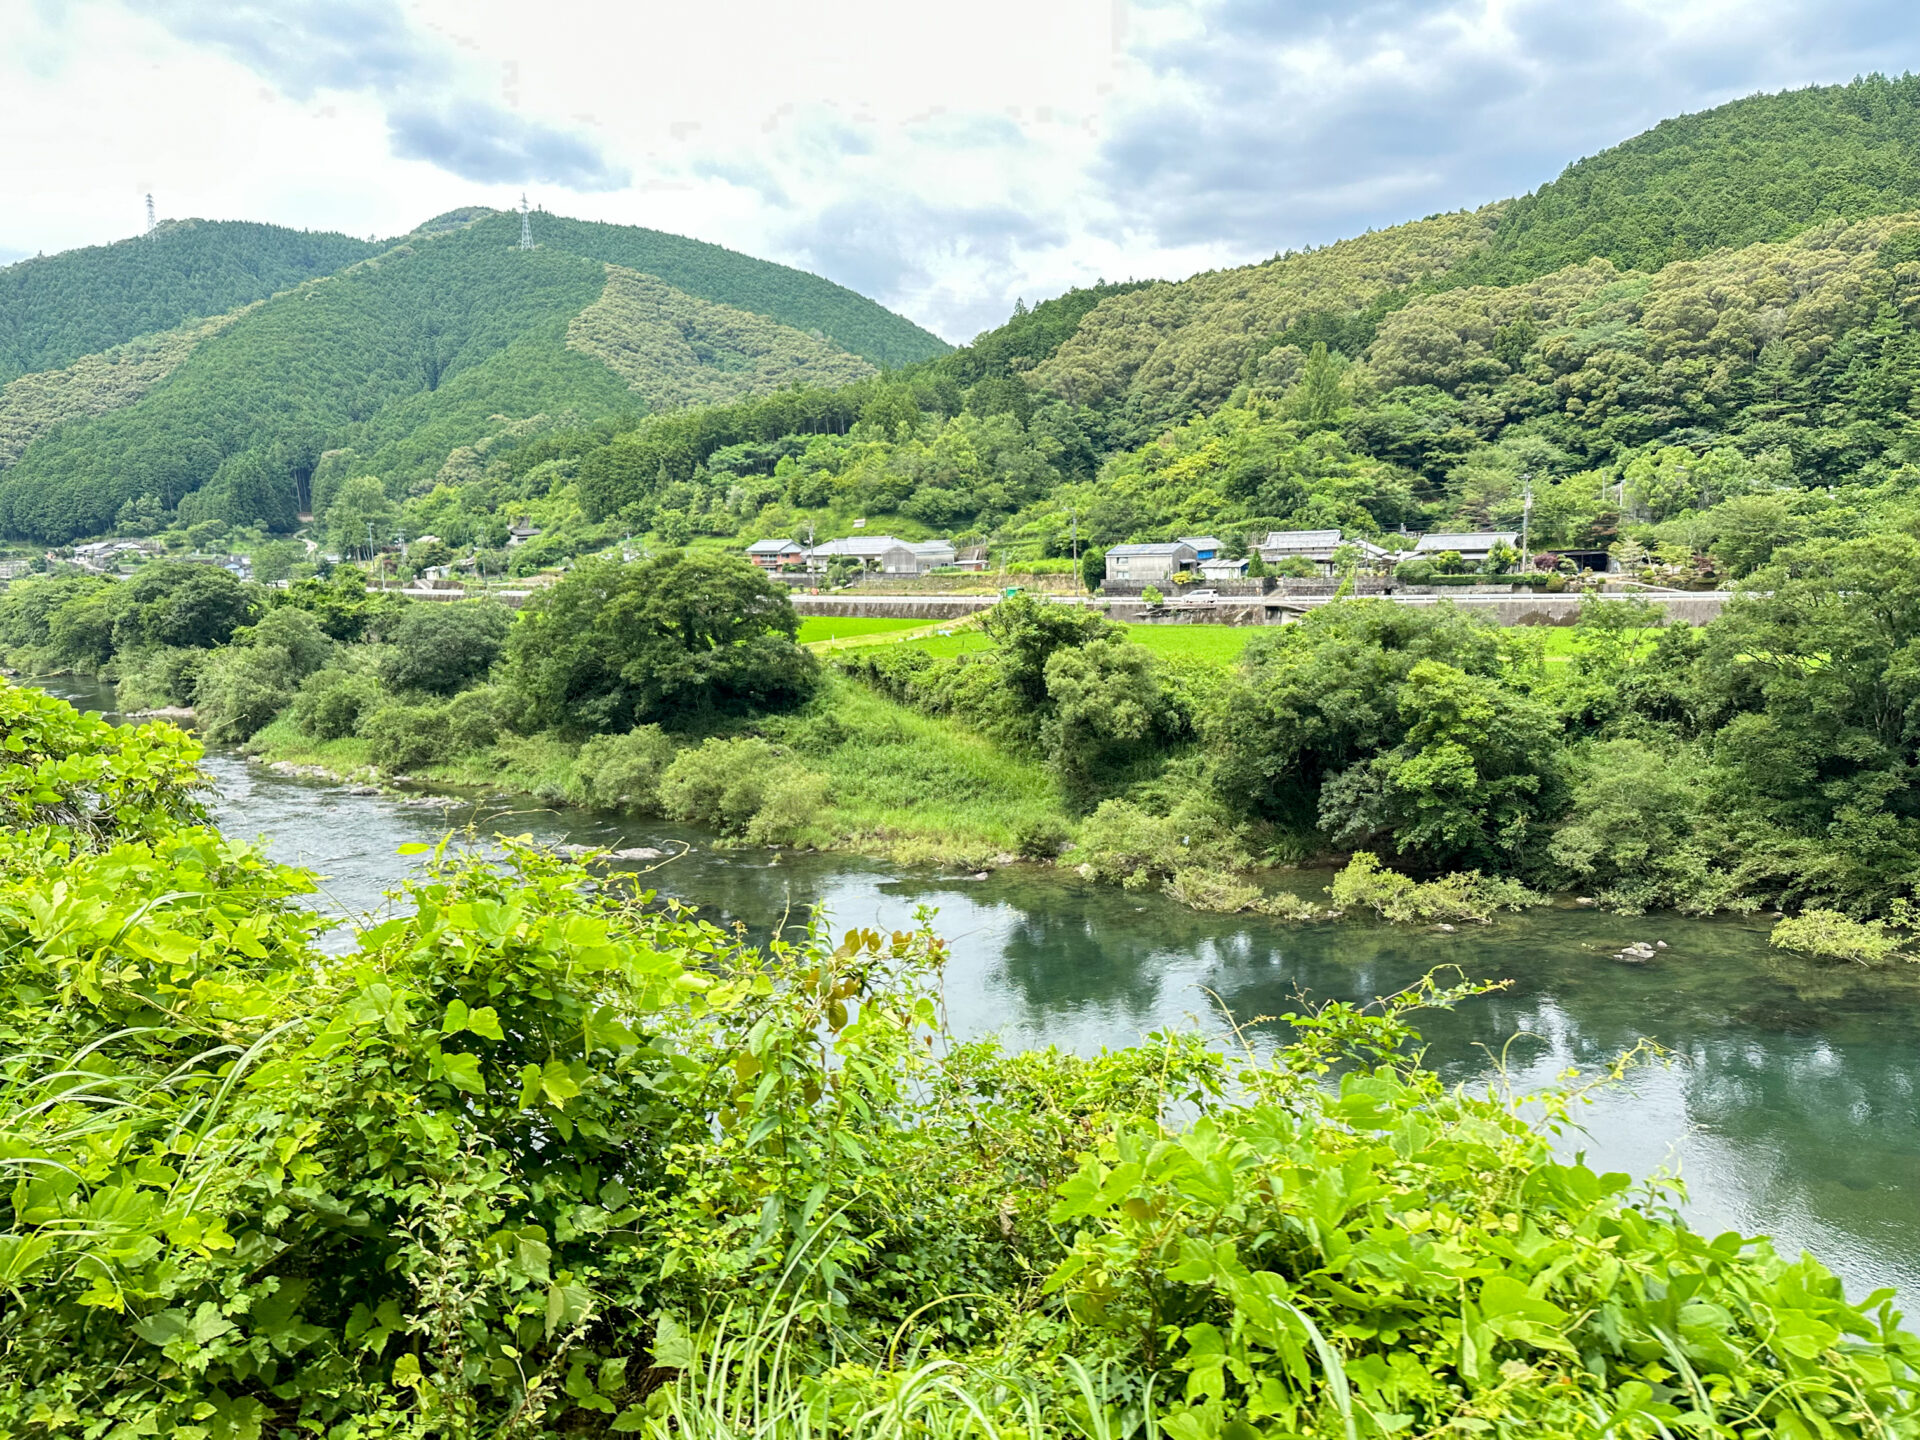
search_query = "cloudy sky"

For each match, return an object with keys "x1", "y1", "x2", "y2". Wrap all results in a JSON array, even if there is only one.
[{"x1": 3, "y1": 0, "x2": 1918, "y2": 342}]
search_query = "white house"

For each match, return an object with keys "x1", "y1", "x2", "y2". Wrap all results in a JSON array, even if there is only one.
[
  {"x1": 1103, "y1": 541, "x2": 1198, "y2": 583},
  {"x1": 1413, "y1": 531, "x2": 1519, "y2": 565},
  {"x1": 1199, "y1": 556, "x2": 1250, "y2": 581},
  {"x1": 808, "y1": 535, "x2": 953, "y2": 575}
]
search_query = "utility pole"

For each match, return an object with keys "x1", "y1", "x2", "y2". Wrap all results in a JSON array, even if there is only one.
[
  {"x1": 519, "y1": 194, "x2": 534, "y2": 250},
  {"x1": 1071, "y1": 507, "x2": 1080, "y2": 597},
  {"x1": 145, "y1": 195, "x2": 156, "y2": 234},
  {"x1": 365, "y1": 521, "x2": 374, "y2": 566},
  {"x1": 1520, "y1": 471, "x2": 1533, "y2": 561}
]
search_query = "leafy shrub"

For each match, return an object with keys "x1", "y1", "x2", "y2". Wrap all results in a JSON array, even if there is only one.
[
  {"x1": 442, "y1": 684, "x2": 518, "y2": 753},
  {"x1": 567, "y1": 726, "x2": 676, "y2": 813},
  {"x1": 1162, "y1": 866, "x2": 1264, "y2": 913},
  {"x1": 743, "y1": 768, "x2": 830, "y2": 846},
  {"x1": 1070, "y1": 799, "x2": 1184, "y2": 890},
  {"x1": 379, "y1": 600, "x2": 511, "y2": 696},
  {"x1": 115, "y1": 645, "x2": 204, "y2": 710},
  {"x1": 1328, "y1": 851, "x2": 1544, "y2": 923},
  {"x1": 1140, "y1": 585, "x2": 1164, "y2": 606},
  {"x1": 1014, "y1": 814, "x2": 1072, "y2": 859},
  {"x1": 5, "y1": 678, "x2": 1919, "y2": 1438},
  {"x1": 288, "y1": 667, "x2": 384, "y2": 741},
  {"x1": 1770, "y1": 909, "x2": 1911, "y2": 965},
  {"x1": 192, "y1": 646, "x2": 299, "y2": 742},
  {"x1": 658, "y1": 736, "x2": 829, "y2": 843},
  {"x1": 360, "y1": 702, "x2": 450, "y2": 773},
  {"x1": 244, "y1": 606, "x2": 333, "y2": 678},
  {"x1": 833, "y1": 645, "x2": 934, "y2": 703}
]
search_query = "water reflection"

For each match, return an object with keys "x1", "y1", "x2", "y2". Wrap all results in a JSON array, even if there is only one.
[{"x1": 31, "y1": 676, "x2": 1920, "y2": 1301}]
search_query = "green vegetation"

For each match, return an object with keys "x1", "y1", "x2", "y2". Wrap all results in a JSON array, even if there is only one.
[
  {"x1": 0, "y1": 209, "x2": 941, "y2": 542},
  {"x1": 476, "y1": 208, "x2": 948, "y2": 368},
  {"x1": 1475, "y1": 74, "x2": 1920, "y2": 281},
  {"x1": 796, "y1": 615, "x2": 935, "y2": 643},
  {"x1": 0, "y1": 232, "x2": 887, "y2": 541},
  {"x1": 338, "y1": 81, "x2": 1920, "y2": 603},
  {"x1": 1770, "y1": 908, "x2": 1916, "y2": 965},
  {"x1": 0, "y1": 218, "x2": 377, "y2": 381},
  {"x1": 4, "y1": 683, "x2": 1917, "y2": 1435},
  {"x1": 503, "y1": 552, "x2": 814, "y2": 732},
  {"x1": 11, "y1": 542, "x2": 1920, "y2": 927}
]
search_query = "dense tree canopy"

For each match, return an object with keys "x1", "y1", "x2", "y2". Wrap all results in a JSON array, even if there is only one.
[
  {"x1": 0, "y1": 212, "x2": 933, "y2": 541},
  {"x1": 0, "y1": 219, "x2": 376, "y2": 382},
  {"x1": 504, "y1": 552, "x2": 814, "y2": 733}
]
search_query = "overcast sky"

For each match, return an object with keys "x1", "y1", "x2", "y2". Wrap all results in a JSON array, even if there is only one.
[{"x1": 4, "y1": 0, "x2": 1919, "y2": 342}]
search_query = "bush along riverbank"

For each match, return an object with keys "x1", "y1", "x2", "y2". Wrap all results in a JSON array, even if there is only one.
[
  {"x1": 10, "y1": 546, "x2": 1920, "y2": 962},
  {"x1": 5, "y1": 678, "x2": 1919, "y2": 1436}
]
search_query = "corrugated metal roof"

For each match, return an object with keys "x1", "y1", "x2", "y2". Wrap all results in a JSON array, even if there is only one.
[
  {"x1": 1416, "y1": 532, "x2": 1518, "y2": 550},
  {"x1": 1260, "y1": 529, "x2": 1344, "y2": 547},
  {"x1": 1105, "y1": 542, "x2": 1197, "y2": 556},
  {"x1": 809, "y1": 536, "x2": 913, "y2": 557},
  {"x1": 746, "y1": 538, "x2": 798, "y2": 553}
]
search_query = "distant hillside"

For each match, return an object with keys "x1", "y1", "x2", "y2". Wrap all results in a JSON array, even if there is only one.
[
  {"x1": 1477, "y1": 74, "x2": 1920, "y2": 281},
  {"x1": 1007, "y1": 76, "x2": 1920, "y2": 435},
  {"x1": 1028, "y1": 210, "x2": 1498, "y2": 440},
  {"x1": 0, "y1": 221, "x2": 884, "y2": 541},
  {"x1": 0, "y1": 220, "x2": 378, "y2": 383},
  {"x1": 489, "y1": 210, "x2": 949, "y2": 368}
]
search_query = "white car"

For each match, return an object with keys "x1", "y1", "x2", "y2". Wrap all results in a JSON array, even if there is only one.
[{"x1": 1176, "y1": 589, "x2": 1221, "y2": 604}]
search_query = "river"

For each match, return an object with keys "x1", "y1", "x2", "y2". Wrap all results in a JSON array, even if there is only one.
[{"x1": 37, "y1": 678, "x2": 1920, "y2": 1303}]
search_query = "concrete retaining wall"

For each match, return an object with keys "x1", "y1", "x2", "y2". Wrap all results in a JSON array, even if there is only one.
[
  {"x1": 790, "y1": 595, "x2": 1001, "y2": 621},
  {"x1": 790, "y1": 591, "x2": 1732, "y2": 627}
]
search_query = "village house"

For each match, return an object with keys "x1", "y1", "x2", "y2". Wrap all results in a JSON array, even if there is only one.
[
  {"x1": 1178, "y1": 535, "x2": 1225, "y2": 561},
  {"x1": 1198, "y1": 555, "x2": 1250, "y2": 581},
  {"x1": 744, "y1": 538, "x2": 805, "y2": 569},
  {"x1": 806, "y1": 535, "x2": 956, "y2": 575},
  {"x1": 1103, "y1": 540, "x2": 1198, "y2": 583},
  {"x1": 1256, "y1": 529, "x2": 1392, "y2": 574},
  {"x1": 1414, "y1": 531, "x2": 1520, "y2": 566}
]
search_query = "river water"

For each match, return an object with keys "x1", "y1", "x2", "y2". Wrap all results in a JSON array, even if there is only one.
[{"x1": 38, "y1": 679, "x2": 1920, "y2": 1303}]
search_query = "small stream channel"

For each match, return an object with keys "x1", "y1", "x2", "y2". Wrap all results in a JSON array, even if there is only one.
[{"x1": 37, "y1": 677, "x2": 1920, "y2": 1304}]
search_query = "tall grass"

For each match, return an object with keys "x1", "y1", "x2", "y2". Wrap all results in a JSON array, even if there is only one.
[
  {"x1": 805, "y1": 680, "x2": 1063, "y2": 864},
  {"x1": 642, "y1": 1301, "x2": 1152, "y2": 1440}
]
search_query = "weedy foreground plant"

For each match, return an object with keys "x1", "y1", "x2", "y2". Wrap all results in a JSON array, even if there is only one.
[{"x1": 1, "y1": 680, "x2": 1916, "y2": 1437}]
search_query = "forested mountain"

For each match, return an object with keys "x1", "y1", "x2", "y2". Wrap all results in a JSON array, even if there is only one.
[
  {"x1": 1474, "y1": 73, "x2": 1920, "y2": 281},
  {"x1": 0, "y1": 220, "x2": 377, "y2": 383},
  {"x1": 401, "y1": 76, "x2": 1920, "y2": 586},
  {"x1": 11, "y1": 77, "x2": 1920, "y2": 553},
  {"x1": 0, "y1": 211, "x2": 933, "y2": 540},
  {"x1": 476, "y1": 210, "x2": 948, "y2": 368}
]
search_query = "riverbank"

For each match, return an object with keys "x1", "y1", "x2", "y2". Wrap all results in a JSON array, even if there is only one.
[
  {"x1": 173, "y1": 732, "x2": 1920, "y2": 1305},
  {"x1": 245, "y1": 673, "x2": 1070, "y2": 871}
]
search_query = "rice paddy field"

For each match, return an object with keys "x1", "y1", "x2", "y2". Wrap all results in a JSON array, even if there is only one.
[
  {"x1": 795, "y1": 615, "x2": 935, "y2": 643},
  {"x1": 802, "y1": 610, "x2": 1655, "y2": 668}
]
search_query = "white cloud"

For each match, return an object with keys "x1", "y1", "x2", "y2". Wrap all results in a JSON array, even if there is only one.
[{"x1": 3, "y1": 0, "x2": 1920, "y2": 343}]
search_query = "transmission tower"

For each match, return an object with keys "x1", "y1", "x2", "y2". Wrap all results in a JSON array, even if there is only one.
[
  {"x1": 145, "y1": 194, "x2": 156, "y2": 233},
  {"x1": 518, "y1": 194, "x2": 533, "y2": 250}
]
